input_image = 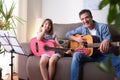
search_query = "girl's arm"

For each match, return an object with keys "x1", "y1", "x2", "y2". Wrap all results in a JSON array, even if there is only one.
[{"x1": 37, "y1": 27, "x2": 46, "y2": 40}]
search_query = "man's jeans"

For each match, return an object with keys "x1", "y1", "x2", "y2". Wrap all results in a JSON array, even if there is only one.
[{"x1": 71, "y1": 52, "x2": 120, "y2": 80}]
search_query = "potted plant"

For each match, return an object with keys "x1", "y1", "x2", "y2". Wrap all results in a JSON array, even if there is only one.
[
  {"x1": 97, "y1": 1, "x2": 120, "y2": 80},
  {"x1": 99, "y1": 0, "x2": 120, "y2": 32},
  {"x1": 0, "y1": 0, "x2": 25, "y2": 54}
]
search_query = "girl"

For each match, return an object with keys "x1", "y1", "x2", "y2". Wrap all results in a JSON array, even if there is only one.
[{"x1": 37, "y1": 18, "x2": 62, "y2": 80}]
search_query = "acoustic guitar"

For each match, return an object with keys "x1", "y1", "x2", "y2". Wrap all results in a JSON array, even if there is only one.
[
  {"x1": 30, "y1": 37, "x2": 56, "y2": 56},
  {"x1": 70, "y1": 34, "x2": 120, "y2": 56}
]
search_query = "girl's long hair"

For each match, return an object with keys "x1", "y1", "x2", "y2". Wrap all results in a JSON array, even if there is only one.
[{"x1": 39, "y1": 18, "x2": 53, "y2": 34}]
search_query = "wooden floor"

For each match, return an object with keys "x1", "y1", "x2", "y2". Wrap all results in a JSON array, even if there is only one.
[{"x1": 2, "y1": 72, "x2": 18, "y2": 80}]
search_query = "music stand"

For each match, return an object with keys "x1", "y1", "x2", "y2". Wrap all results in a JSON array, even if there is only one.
[{"x1": 0, "y1": 30, "x2": 28, "y2": 80}]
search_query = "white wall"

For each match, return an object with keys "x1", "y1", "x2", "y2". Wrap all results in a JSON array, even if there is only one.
[
  {"x1": 42, "y1": 0, "x2": 108, "y2": 24},
  {"x1": 27, "y1": 0, "x2": 42, "y2": 41},
  {"x1": 91, "y1": 10, "x2": 108, "y2": 23},
  {"x1": 17, "y1": 0, "x2": 27, "y2": 42},
  {"x1": 42, "y1": 0, "x2": 83, "y2": 23}
]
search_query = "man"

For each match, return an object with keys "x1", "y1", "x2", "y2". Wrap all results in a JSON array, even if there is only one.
[{"x1": 66, "y1": 9, "x2": 120, "y2": 80}]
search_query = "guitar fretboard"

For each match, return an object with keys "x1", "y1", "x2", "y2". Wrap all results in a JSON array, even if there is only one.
[
  {"x1": 86, "y1": 42, "x2": 120, "y2": 48},
  {"x1": 44, "y1": 45, "x2": 69, "y2": 52}
]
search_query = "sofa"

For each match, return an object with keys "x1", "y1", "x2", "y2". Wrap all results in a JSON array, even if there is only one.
[{"x1": 18, "y1": 22, "x2": 120, "y2": 80}]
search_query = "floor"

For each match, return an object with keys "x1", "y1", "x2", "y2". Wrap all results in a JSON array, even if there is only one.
[{"x1": 2, "y1": 72, "x2": 18, "y2": 80}]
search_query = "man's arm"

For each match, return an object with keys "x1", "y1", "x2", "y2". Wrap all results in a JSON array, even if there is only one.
[
  {"x1": 68, "y1": 35, "x2": 86, "y2": 43},
  {"x1": 66, "y1": 26, "x2": 82, "y2": 39},
  {"x1": 99, "y1": 39, "x2": 110, "y2": 53},
  {"x1": 99, "y1": 24, "x2": 112, "y2": 53}
]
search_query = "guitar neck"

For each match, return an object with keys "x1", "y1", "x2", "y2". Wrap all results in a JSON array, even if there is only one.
[
  {"x1": 44, "y1": 45, "x2": 70, "y2": 52},
  {"x1": 87, "y1": 42, "x2": 120, "y2": 48},
  {"x1": 48, "y1": 47, "x2": 69, "y2": 52}
]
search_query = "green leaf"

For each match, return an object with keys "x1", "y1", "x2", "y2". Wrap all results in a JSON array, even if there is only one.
[
  {"x1": 6, "y1": 2, "x2": 15, "y2": 21},
  {"x1": 14, "y1": 16, "x2": 26, "y2": 24},
  {"x1": 107, "y1": 4, "x2": 117, "y2": 24},
  {"x1": 106, "y1": 56, "x2": 112, "y2": 73},
  {"x1": 115, "y1": 13, "x2": 120, "y2": 33},
  {"x1": 0, "y1": 0, "x2": 6, "y2": 18},
  {"x1": 0, "y1": 47, "x2": 5, "y2": 54},
  {"x1": 118, "y1": 1, "x2": 120, "y2": 7},
  {"x1": 96, "y1": 56, "x2": 113, "y2": 74},
  {"x1": 96, "y1": 62, "x2": 110, "y2": 73},
  {"x1": 110, "y1": 0, "x2": 119, "y2": 5},
  {"x1": 99, "y1": 0, "x2": 110, "y2": 9}
]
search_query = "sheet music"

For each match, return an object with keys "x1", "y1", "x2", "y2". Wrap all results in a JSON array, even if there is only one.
[{"x1": 0, "y1": 30, "x2": 25, "y2": 55}]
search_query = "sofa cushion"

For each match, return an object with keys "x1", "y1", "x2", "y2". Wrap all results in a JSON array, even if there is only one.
[
  {"x1": 54, "y1": 57, "x2": 72, "y2": 80},
  {"x1": 58, "y1": 39, "x2": 69, "y2": 48},
  {"x1": 83, "y1": 62, "x2": 115, "y2": 80},
  {"x1": 109, "y1": 25, "x2": 120, "y2": 41},
  {"x1": 53, "y1": 23, "x2": 82, "y2": 39},
  {"x1": 21, "y1": 42, "x2": 32, "y2": 55}
]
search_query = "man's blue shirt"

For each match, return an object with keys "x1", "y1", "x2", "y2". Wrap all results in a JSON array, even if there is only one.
[{"x1": 66, "y1": 21, "x2": 112, "y2": 42}]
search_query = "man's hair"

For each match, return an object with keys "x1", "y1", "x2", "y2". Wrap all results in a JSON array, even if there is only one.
[{"x1": 79, "y1": 9, "x2": 93, "y2": 18}]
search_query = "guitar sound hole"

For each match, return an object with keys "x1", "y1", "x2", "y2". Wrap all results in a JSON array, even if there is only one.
[{"x1": 35, "y1": 42, "x2": 38, "y2": 52}]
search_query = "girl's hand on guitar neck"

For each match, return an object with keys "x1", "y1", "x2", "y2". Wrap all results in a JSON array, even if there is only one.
[{"x1": 99, "y1": 39, "x2": 110, "y2": 53}]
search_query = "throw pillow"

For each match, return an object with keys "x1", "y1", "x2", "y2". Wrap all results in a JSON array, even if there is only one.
[{"x1": 58, "y1": 39, "x2": 69, "y2": 48}]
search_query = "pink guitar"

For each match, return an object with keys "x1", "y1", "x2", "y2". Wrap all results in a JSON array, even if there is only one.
[{"x1": 30, "y1": 37, "x2": 56, "y2": 56}]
